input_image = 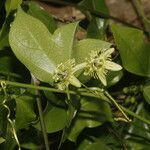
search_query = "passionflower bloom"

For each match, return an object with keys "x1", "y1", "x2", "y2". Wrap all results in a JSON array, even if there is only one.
[
  {"x1": 53, "y1": 59, "x2": 81, "y2": 90},
  {"x1": 84, "y1": 48, "x2": 122, "y2": 86}
]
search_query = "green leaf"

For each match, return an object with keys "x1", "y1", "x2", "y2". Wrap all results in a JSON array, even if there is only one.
[
  {"x1": 9, "y1": 7, "x2": 78, "y2": 83},
  {"x1": 78, "y1": 139, "x2": 111, "y2": 150},
  {"x1": 73, "y1": 39, "x2": 111, "y2": 64},
  {"x1": 79, "y1": 0, "x2": 108, "y2": 13},
  {"x1": 15, "y1": 95, "x2": 36, "y2": 130},
  {"x1": 126, "y1": 103, "x2": 150, "y2": 149},
  {"x1": 21, "y1": 143, "x2": 39, "y2": 150},
  {"x1": 87, "y1": 18, "x2": 107, "y2": 40},
  {"x1": 5, "y1": 0, "x2": 22, "y2": 15},
  {"x1": 9, "y1": 7, "x2": 112, "y2": 84},
  {"x1": 111, "y1": 24, "x2": 150, "y2": 77},
  {"x1": 35, "y1": 91, "x2": 67, "y2": 136},
  {"x1": 0, "y1": 24, "x2": 9, "y2": 50},
  {"x1": 35, "y1": 102, "x2": 67, "y2": 133},
  {"x1": 78, "y1": 141, "x2": 110, "y2": 150},
  {"x1": 0, "y1": 14, "x2": 13, "y2": 50},
  {"x1": 27, "y1": 1, "x2": 57, "y2": 33},
  {"x1": 68, "y1": 97, "x2": 112, "y2": 142},
  {"x1": 80, "y1": 0, "x2": 108, "y2": 39},
  {"x1": 143, "y1": 85, "x2": 150, "y2": 104},
  {"x1": 106, "y1": 70, "x2": 123, "y2": 87},
  {"x1": 0, "y1": 137, "x2": 5, "y2": 144}
]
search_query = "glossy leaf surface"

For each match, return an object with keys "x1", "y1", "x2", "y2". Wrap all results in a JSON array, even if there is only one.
[
  {"x1": 68, "y1": 97, "x2": 112, "y2": 142},
  {"x1": 9, "y1": 7, "x2": 111, "y2": 84},
  {"x1": 111, "y1": 24, "x2": 150, "y2": 77},
  {"x1": 15, "y1": 95, "x2": 36, "y2": 130}
]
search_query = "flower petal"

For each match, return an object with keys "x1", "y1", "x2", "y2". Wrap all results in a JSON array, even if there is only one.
[
  {"x1": 69, "y1": 75, "x2": 81, "y2": 88},
  {"x1": 105, "y1": 61, "x2": 122, "y2": 71},
  {"x1": 97, "y1": 70, "x2": 107, "y2": 86},
  {"x1": 102, "y1": 48, "x2": 114, "y2": 58}
]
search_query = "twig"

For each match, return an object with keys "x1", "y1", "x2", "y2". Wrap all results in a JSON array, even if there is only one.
[
  {"x1": 31, "y1": 75, "x2": 50, "y2": 150},
  {"x1": 131, "y1": 0, "x2": 150, "y2": 35}
]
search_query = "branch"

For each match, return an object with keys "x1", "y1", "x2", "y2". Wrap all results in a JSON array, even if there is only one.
[
  {"x1": 31, "y1": 75, "x2": 50, "y2": 150},
  {"x1": 131, "y1": 0, "x2": 150, "y2": 35}
]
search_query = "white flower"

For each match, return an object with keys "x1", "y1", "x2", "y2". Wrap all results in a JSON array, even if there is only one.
[
  {"x1": 84, "y1": 48, "x2": 122, "y2": 86},
  {"x1": 53, "y1": 59, "x2": 81, "y2": 90}
]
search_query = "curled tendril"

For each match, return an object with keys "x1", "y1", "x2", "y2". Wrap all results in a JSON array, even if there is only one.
[{"x1": 1, "y1": 81, "x2": 21, "y2": 150}]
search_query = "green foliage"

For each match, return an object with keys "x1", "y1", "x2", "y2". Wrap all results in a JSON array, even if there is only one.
[
  {"x1": 80, "y1": 0, "x2": 108, "y2": 40},
  {"x1": 143, "y1": 85, "x2": 150, "y2": 104},
  {"x1": 5, "y1": 0, "x2": 22, "y2": 15},
  {"x1": 9, "y1": 7, "x2": 111, "y2": 84},
  {"x1": 27, "y1": 1, "x2": 57, "y2": 33},
  {"x1": 15, "y1": 95, "x2": 36, "y2": 130},
  {"x1": 34, "y1": 95, "x2": 67, "y2": 132},
  {"x1": 68, "y1": 97, "x2": 112, "y2": 142},
  {"x1": 111, "y1": 24, "x2": 150, "y2": 77},
  {"x1": 78, "y1": 139, "x2": 111, "y2": 150},
  {"x1": 0, "y1": 0, "x2": 150, "y2": 149}
]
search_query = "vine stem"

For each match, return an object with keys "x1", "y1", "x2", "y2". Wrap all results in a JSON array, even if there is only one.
[
  {"x1": 1, "y1": 80, "x2": 109, "y2": 102},
  {"x1": 131, "y1": 0, "x2": 150, "y2": 35},
  {"x1": 1, "y1": 80, "x2": 150, "y2": 125},
  {"x1": 104, "y1": 91, "x2": 131, "y2": 122},
  {"x1": 120, "y1": 105, "x2": 150, "y2": 125},
  {"x1": 81, "y1": 83, "x2": 130, "y2": 122},
  {"x1": 31, "y1": 75, "x2": 50, "y2": 150}
]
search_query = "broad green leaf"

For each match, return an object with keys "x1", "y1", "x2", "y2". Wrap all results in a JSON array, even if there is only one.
[
  {"x1": 80, "y1": 0, "x2": 108, "y2": 39},
  {"x1": 126, "y1": 103, "x2": 150, "y2": 147},
  {"x1": 34, "y1": 101, "x2": 67, "y2": 133},
  {"x1": 73, "y1": 39, "x2": 111, "y2": 64},
  {"x1": 15, "y1": 95, "x2": 36, "y2": 130},
  {"x1": 87, "y1": 18, "x2": 107, "y2": 40},
  {"x1": 143, "y1": 85, "x2": 150, "y2": 104},
  {"x1": 107, "y1": 70, "x2": 123, "y2": 87},
  {"x1": 79, "y1": 0, "x2": 108, "y2": 13},
  {"x1": 0, "y1": 137, "x2": 5, "y2": 144},
  {"x1": 9, "y1": 7, "x2": 78, "y2": 83},
  {"x1": 21, "y1": 143, "x2": 39, "y2": 150},
  {"x1": 9, "y1": 7, "x2": 112, "y2": 84},
  {"x1": 111, "y1": 24, "x2": 150, "y2": 77},
  {"x1": 78, "y1": 140, "x2": 111, "y2": 150},
  {"x1": 35, "y1": 91, "x2": 67, "y2": 133},
  {"x1": 5, "y1": 0, "x2": 22, "y2": 15},
  {"x1": 27, "y1": 1, "x2": 57, "y2": 33},
  {"x1": 68, "y1": 97, "x2": 112, "y2": 142}
]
